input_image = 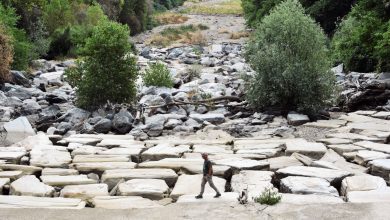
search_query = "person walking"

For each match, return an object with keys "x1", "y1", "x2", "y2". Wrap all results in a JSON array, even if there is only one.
[{"x1": 195, "y1": 153, "x2": 221, "y2": 199}]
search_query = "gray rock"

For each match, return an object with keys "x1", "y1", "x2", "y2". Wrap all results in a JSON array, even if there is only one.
[
  {"x1": 144, "y1": 115, "x2": 166, "y2": 137},
  {"x1": 167, "y1": 48, "x2": 184, "y2": 59},
  {"x1": 190, "y1": 113, "x2": 225, "y2": 124},
  {"x1": 287, "y1": 112, "x2": 310, "y2": 126},
  {"x1": 55, "y1": 122, "x2": 72, "y2": 135},
  {"x1": 22, "y1": 99, "x2": 42, "y2": 114},
  {"x1": 10, "y1": 175, "x2": 55, "y2": 197},
  {"x1": 280, "y1": 176, "x2": 338, "y2": 196},
  {"x1": 3, "y1": 117, "x2": 36, "y2": 145},
  {"x1": 139, "y1": 95, "x2": 165, "y2": 106},
  {"x1": 93, "y1": 119, "x2": 112, "y2": 134},
  {"x1": 58, "y1": 108, "x2": 90, "y2": 125},
  {"x1": 112, "y1": 109, "x2": 134, "y2": 134}
]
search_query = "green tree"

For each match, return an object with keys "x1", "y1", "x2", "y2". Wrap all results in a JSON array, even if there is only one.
[
  {"x1": 119, "y1": 0, "x2": 150, "y2": 35},
  {"x1": 245, "y1": 0, "x2": 335, "y2": 115},
  {"x1": 43, "y1": 0, "x2": 74, "y2": 34},
  {"x1": 0, "y1": 26, "x2": 13, "y2": 84},
  {"x1": 66, "y1": 21, "x2": 138, "y2": 109}
]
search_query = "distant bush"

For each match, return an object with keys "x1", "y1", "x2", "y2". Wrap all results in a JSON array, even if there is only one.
[
  {"x1": 245, "y1": 0, "x2": 335, "y2": 115},
  {"x1": 0, "y1": 26, "x2": 13, "y2": 84},
  {"x1": 43, "y1": 0, "x2": 74, "y2": 34},
  {"x1": 253, "y1": 187, "x2": 282, "y2": 205},
  {"x1": 143, "y1": 62, "x2": 174, "y2": 88},
  {"x1": 66, "y1": 21, "x2": 138, "y2": 109},
  {"x1": 331, "y1": 0, "x2": 390, "y2": 72},
  {"x1": 119, "y1": 0, "x2": 151, "y2": 35}
]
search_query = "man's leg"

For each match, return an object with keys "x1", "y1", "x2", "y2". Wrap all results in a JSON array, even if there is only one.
[
  {"x1": 207, "y1": 176, "x2": 221, "y2": 194},
  {"x1": 196, "y1": 176, "x2": 207, "y2": 198}
]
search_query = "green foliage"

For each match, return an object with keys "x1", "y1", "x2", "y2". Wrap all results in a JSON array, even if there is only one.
[
  {"x1": 154, "y1": 0, "x2": 185, "y2": 11},
  {"x1": 119, "y1": 0, "x2": 151, "y2": 35},
  {"x1": 0, "y1": 26, "x2": 13, "y2": 84},
  {"x1": 0, "y1": 3, "x2": 36, "y2": 70},
  {"x1": 245, "y1": 0, "x2": 335, "y2": 115},
  {"x1": 331, "y1": 0, "x2": 390, "y2": 72},
  {"x1": 143, "y1": 62, "x2": 174, "y2": 88},
  {"x1": 253, "y1": 187, "x2": 282, "y2": 205},
  {"x1": 67, "y1": 21, "x2": 138, "y2": 109},
  {"x1": 43, "y1": 0, "x2": 74, "y2": 34},
  {"x1": 242, "y1": 0, "x2": 355, "y2": 35}
]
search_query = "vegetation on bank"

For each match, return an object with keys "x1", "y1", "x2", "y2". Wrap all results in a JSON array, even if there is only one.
[
  {"x1": 181, "y1": 0, "x2": 243, "y2": 15},
  {"x1": 245, "y1": 0, "x2": 335, "y2": 115},
  {"x1": 143, "y1": 62, "x2": 174, "y2": 88}
]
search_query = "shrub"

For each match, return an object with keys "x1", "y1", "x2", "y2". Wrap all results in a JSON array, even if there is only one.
[
  {"x1": 253, "y1": 187, "x2": 282, "y2": 205},
  {"x1": 67, "y1": 21, "x2": 138, "y2": 109},
  {"x1": 0, "y1": 26, "x2": 13, "y2": 84},
  {"x1": 186, "y1": 64, "x2": 201, "y2": 81},
  {"x1": 245, "y1": 0, "x2": 335, "y2": 115},
  {"x1": 119, "y1": 0, "x2": 151, "y2": 35},
  {"x1": 0, "y1": 3, "x2": 36, "y2": 70},
  {"x1": 143, "y1": 62, "x2": 174, "y2": 88},
  {"x1": 43, "y1": 0, "x2": 74, "y2": 34},
  {"x1": 331, "y1": 1, "x2": 390, "y2": 72}
]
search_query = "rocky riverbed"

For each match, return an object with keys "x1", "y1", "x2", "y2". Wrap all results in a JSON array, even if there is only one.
[{"x1": 0, "y1": 0, "x2": 390, "y2": 213}]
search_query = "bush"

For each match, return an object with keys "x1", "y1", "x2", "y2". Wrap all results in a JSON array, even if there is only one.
[
  {"x1": 66, "y1": 21, "x2": 138, "y2": 109},
  {"x1": 119, "y1": 0, "x2": 151, "y2": 35},
  {"x1": 331, "y1": 1, "x2": 390, "y2": 72},
  {"x1": 245, "y1": 0, "x2": 335, "y2": 115},
  {"x1": 186, "y1": 64, "x2": 201, "y2": 81},
  {"x1": 143, "y1": 62, "x2": 174, "y2": 88},
  {"x1": 253, "y1": 187, "x2": 282, "y2": 205},
  {"x1": 0, "y1": 3, "x2": 36, "y2": 70},
  {"x1": 0, "y1": 26, "x2": 13, "y2": 84},
  {"x1": 242, "y1": 0, "x2": 355, "y2": 35},
  {"x1": 43, "y1": 0, "x2": 74, "y2": 34}
]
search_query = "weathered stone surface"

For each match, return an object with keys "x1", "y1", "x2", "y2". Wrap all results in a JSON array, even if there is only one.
[
  {"x1": 354, "y1": 150, "x2": 389, "y2": 165},
  {"x1": 30, "y1": 147, "x2": 72, "y2": 168},
  {"x1": 97, "y1": 139, "x2": 143, "y2": 148},
  {"x1": 11, "y1": 132, "x2": 53, "y2": 151},
  {"x1": 318, "y1": 138, "x2": 352, "y2": 145},
  {"x1": 285, "y1": 140, "x2": 327, "y2": 159},
  {"x1": 72, "y1": 155, "x2": 131, "y2": 163},
  {"x1": 326, "y1": 133, "x2": 381, "y2": 142},
  {"x1": 304, "y1": 120, "x2": 346, "y2": 128},
  {"x1": 347, "y1": 189, "x2": 390, "y2": 203},
  {"x1": 320, "y1": 149, "x2": 369, "y2": 175},
  {"x1": 59, "y1": 137, "x2": 101, "y2": 145},
  {"x1": 354, "y1": 141, "x2": 390, "y2": 154},
  {"x1": 71, "y1": 162, "x2": 136, "y2": 172},
  {"x1": 192, "y1": 145, "x2": 233, "y2": 154},
  {"x1": 10, "y1": 175, "x2": 55, "y2": 197},
  {"x1": 0, "y1": 151, "x2": 26, "y2": 163},
  {"x1": 41, "y1": 175, "x2": 97, "y2": 186},
  {"x1": 170, "y1": 174, "x2": 225, "y2": 199},
  {"x1": 0, "y1": 171, "x2": 23, "y2": 180},
  {"x1": 0, "y1": 164, "x2": 42, "y2": 175},
  {"x1": 341, "y1": 175, "x2": 387, "y2": 196},
  {"x1": 102, "y1": 169, "x2": 178, "y2": 190},
  {"x1": 42, "y1": 168, "x2": 79, "y2": 176},
  {"x1": 138, "y1": 158, "x2": 202, "y2": 171},
  {"x1": 369, "y1": 159, "x2": 390, "y2": 181},
  {"x1": 176, "y1": 192, "x2": 238, "y2": 203},
  {"x1": 280, "y1": 176, "x2": 338, "y2": 196},
  {"x1": 235, "y1": 148, "x2": 281, "y2": 158},
  {"x1": 141, "y1": 144, "x2": 190, "y2": 161},
  {"x1": 327, "y1": 145, "x2": 364, "y2": 155},
  {"x1": 231, "y1": 171, "x2": 274, "y2": 198},
  {"x1": 266, "y1": 156, "x2": 303, "y2": 171},
  {"x1": 60, "y1": 184, "x2": 109, "y2": 201},
  {"x1": 91, "y1": 196, "x2": 163, "y2": 209},
  {"x1": 214, "y1": 158, "x2": 269, "y2": 171},
  {"x1": 280, "y1": 193, "x2": 344, "y2": 204},
  {"x1": 118, "y1": 179, "x2": 169, "y2": 200},
  {"x1": 276, "y1": 166, "x2": 351, "y2": 185},
  {"x1": 0, "y1": 195, "x2": 86, "y2": 209},
  {"x1": 3, "y1": 117, "x2": 36, "y2": 145},
  {"x1": 287, "y1": 113, "x2": 309, "y2": 126},
  {"x1": 189, "y1": 113, "x2": 225, "y2": 124}
]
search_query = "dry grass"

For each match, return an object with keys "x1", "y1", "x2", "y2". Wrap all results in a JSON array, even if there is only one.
[
  {"x1": 230, "y1": 31, "x2": 250, "y2": 39},
  {"x1": 154, "y1": 12, "x2": 189, "y2": 25},
  {"x1": 146, "y1": 24, "x2": 208, "y2": 47},
  {"x1": 218, "y1": 28, "x2": 231, "y2": 34},
  {"x1": 181, "y1": 0, "x2": 243, "y2": 15}
]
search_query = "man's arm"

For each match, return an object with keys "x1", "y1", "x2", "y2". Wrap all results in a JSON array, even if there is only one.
[{"x1": 208, "y1": 162, "x2": 213, "y2": 176}]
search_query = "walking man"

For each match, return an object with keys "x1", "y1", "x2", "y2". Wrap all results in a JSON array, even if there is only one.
[{"x1": 195, "y1": 153, "x2": 221, "y2": 199}]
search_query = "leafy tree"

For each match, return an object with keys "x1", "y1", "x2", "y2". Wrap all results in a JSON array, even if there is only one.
[
  {"x1": 119, "y1": 0, "x2": 150, "y2": 35},
  {"x1": 245, "y1": 0, "x2": 335, "y2": 115},
  {"x1": 66, "y1": 21, "x2": 138, "y2": 109},
  {"x1": 331, "y1": 0, "x2": 390, "y2": 72},
  {"x1": 43, "y1": 0, "x2": 74, "y2": 34}
]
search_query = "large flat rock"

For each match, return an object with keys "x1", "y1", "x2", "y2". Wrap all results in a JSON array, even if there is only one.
[
  {"x1": 176, "y1": 192, "x2": 238, "y2": 203},
  {"x1": 72, "y1": 155, "x2": 131, "y2": 163},
  {"x1": 70, "y1": 162, "x2": 136, "y2": 172},
  {"x1": 285, "y1": 140, "x2": 327, "y2": 159},
  {"x1": 266, "y1": 156, "x2": 303, "y2": 171},
  {"x1": 0, "y1": 195, "x2": 86, "y2": 209},
  {"x1": 347, "y1": 189, "x2": 390, "y2": 203},
  {"x1": 233, "y1": 142, "x2": 283, "y2": 151},
  {"x1": 170, "y1": 174, "x2": 225, "y2": 200},
  {"x1": 60, "y1": 184, "x2": 109, "y2": 201},
  {"x1": 326, "y1": 132, "x2": 381, "y2": 142},
  {"x1": 30, "y1": 147, "x2": 72, "y2": 168},
  {"x1": 42, "y1": 168, "x2": 79, "y2": 176},
  {"x1": 0, "y1": 171, "x2": 23, "y2": 180},
  {"x1": 354, "y1": 150, "x2": 389, "y2": 165},
  {"x1": 3, "y1": 117, "x2": 36, "y2": 145},
  {"x1": 118, "y1": 179, "x2": 169, "y2": 200},
  {"x1": 10, "y1": 175, "x2": 55, "y2": 197},
  {"x1": 192, "y1": 145, "x2": 233, "y2": 154},
  {"x1": 101, "y1": 168, "x2": 178, "y2": 190},
  {"x1": 141, "y1": 144, "x2": 190, "y2": 161},
  {"x1": 354, "y1": 141, "x2": 390, "y2": 154},
  {"x1": 304, "y1": 119, "x2": 346, "y2": 128},
  {"x1": 0, "y1": 164, "x2": 42, "y2": 175},
  {"x1": 341, "y1": 175, "x2": 387, "y2": 196},
  {"x1": 235, "y1": 148, "x2": 281, "y2": 158},
  {"x1": 327, "y1": 144, "x2": 364, "y2": 155},
  {"x1": 368, "y1": 159, "x2": 390, "y2": 181},
  {"x1": 231, "y1": 171, "x2": 274, "y2": 199},
  {"x1": 91, "y1": 196, "x2": 163, "y2": 209},
  {"x1": 41, "y1": 175, "x2": 97, "y2": 186},
  {"x1": 280, "y1": 193, "x2": 344, "y2": 204},
  {"x1": 276, "y1": 166, "x2": 352, "y2": 185},
  {"x1": 138, "y1": 158, "x2": 203, "y2": 171},
  {"x1": 214, "y1": 158, "x2": 269, "y2": 171},
  {"x1": 280, "y1": 176, "x2": 338, "y2": 196},
  {"x1": 0, "y1": 151, "x2": 26, "y2": 163}
]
